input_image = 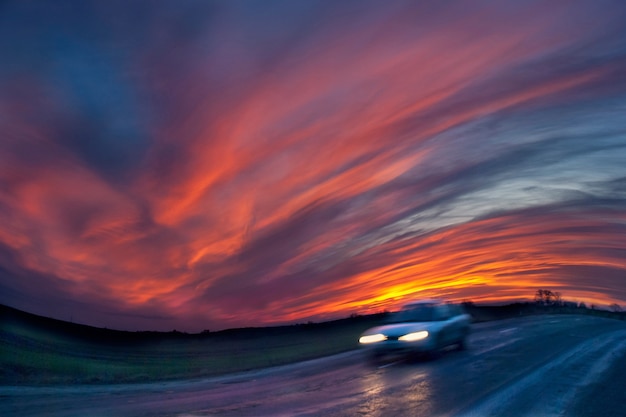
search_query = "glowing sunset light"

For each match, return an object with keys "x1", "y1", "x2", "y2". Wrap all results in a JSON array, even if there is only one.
[{"x1": 1, "y1": 0, "x2": 625, "y2": 331}]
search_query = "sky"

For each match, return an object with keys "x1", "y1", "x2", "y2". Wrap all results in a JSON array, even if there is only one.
[{"x1": 1, "y1": 0, "x2": 625, "y2": 332}]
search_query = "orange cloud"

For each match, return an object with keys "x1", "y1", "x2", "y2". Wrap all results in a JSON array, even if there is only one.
[{"x1": 1, "y1": 0, "x2": 625, "y2": 330}]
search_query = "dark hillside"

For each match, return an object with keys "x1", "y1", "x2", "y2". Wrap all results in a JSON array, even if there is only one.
[{"x1": 0, "y1": 304, "x2": 389, "y2": 344}]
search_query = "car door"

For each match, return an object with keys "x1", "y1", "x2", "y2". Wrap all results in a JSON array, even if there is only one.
[
  {"x1": 447, "y1": 304, "x2": 464, "y2": 342},
  {"x1": 436, "y1": 304, "x2": 454, "y2": 346}
]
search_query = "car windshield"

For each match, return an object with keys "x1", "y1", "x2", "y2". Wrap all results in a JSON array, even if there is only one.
[{"x1": 387, "y1": 304, "x2": 437, "y2": 323}]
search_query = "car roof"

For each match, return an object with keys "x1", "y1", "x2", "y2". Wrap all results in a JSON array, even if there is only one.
[{"x1": 402, "y1": 299, "x2": 445, "y2": 308}]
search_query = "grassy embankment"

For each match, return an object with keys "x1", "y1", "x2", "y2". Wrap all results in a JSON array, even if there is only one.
[
  {"x1": 1, "y1": 302, "x2": 624, "y2": 385},
  {"x1": 0, "y1": 305, "x2": 385, "y2": 385}
]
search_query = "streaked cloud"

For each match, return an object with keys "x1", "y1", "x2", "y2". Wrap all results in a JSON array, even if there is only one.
[{"x1": 1, "y1": 0, "x2": 625, "y2": 330}]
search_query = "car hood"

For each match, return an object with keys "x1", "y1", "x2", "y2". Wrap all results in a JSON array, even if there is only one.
[{"x1": 362, "y1": 321, "x2": 442, "y2": 337}]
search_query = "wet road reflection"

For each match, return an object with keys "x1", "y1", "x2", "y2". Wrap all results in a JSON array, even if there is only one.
[{"x1": 353, "y1": 360, "x2": 434, "y2": 417}]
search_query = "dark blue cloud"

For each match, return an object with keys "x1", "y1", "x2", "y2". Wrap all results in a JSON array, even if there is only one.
[{"x1": 1, "y1": 0, "x2": 626, "y2": 331}]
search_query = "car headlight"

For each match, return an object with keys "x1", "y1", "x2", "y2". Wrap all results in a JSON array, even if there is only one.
[
  {"x1": 398, "y1": 331, "x2": 429, "y2": 341},
  {"x1": 359, "y1": 333, "x2": 387, "y2": 344}
]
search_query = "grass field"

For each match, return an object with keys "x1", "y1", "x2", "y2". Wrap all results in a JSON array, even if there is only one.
[{"x1": 0, "y1": 305, "x2": 386, "y2": 385}]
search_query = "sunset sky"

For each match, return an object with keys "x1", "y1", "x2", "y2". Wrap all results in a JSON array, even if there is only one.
[{"x1": 1, "y1": 0, "x2": 625, "y2": 331}]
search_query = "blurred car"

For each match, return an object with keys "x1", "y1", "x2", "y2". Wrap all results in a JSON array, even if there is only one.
[{"x1": 359, "y1": 299, "x2": 471, "y2": 363}]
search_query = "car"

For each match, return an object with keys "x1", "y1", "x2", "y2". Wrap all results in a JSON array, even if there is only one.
[{"x1": 358, "y1": 299, "x2": 471, "y2": 363}]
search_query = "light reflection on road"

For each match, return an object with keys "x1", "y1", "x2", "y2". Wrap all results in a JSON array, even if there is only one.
[
  {"x1": 358, "y1": 365, "x2": 432, "y2": 416},
  {"x1": 403, "y1": 377, "x2": 433, "y2": 416},
  {"x1": 359, "y1": 372, "x2": 388, "y2": 416}
]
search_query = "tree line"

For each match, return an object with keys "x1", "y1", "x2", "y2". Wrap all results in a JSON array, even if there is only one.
[{"x1": 534, "y1": 289, "x2": 622, "y2": 312}]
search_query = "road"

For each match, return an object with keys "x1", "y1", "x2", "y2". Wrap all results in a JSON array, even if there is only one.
[{"x1": 2, "y1": 315, "x2": 626, "y2": 417}]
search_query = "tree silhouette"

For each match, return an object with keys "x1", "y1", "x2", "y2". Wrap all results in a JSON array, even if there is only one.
[{"x1": 534, "y1": 289, "x2": 559, "y2": 306}]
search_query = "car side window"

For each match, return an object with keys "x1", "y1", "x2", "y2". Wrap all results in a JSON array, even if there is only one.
[
  {"x1": 436, "y1": 305, "x2": 452, "y2": 320},
  {"x1": 449, "y1": 304, "x2": 461, "y2": 316}
]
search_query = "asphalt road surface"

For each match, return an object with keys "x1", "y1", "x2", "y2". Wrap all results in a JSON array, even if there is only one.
[{"x1": 2, "y1": 315, "x2": 626, "y2": 417}]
